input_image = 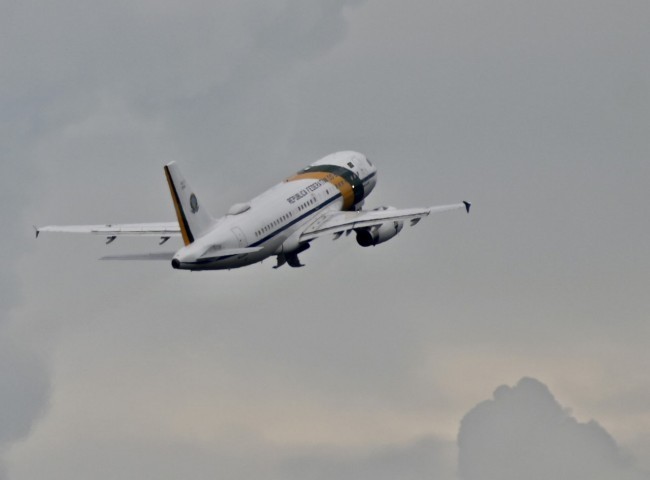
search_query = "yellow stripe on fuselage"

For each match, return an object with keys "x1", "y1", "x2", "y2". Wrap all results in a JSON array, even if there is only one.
[{"x1": 286, "y1": 172, "x2": 355, "y2": 210}]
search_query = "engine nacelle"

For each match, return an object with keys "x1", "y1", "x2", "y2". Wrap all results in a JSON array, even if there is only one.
[{"x1": 355, "y1": 207, "x2": 404, "y2": 247}]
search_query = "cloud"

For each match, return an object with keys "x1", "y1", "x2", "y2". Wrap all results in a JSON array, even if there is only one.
[
  {"x1": 0, "y1": 107, "x2": 50, "y2": 480},
  {"x1": 458, "y1": 377, "x2": 649, "y2": 480},
  {"x1": 3, "y1": 1, "x2": 363, "y2": 479},
  {"x1": 0, "y1": 339, "x2": 49, "y2": 479},
  {"x1": 5, "y1": 0, "x2": 650, "y2": 478},
  {"x1": 280, "y1": 437, "x2": 456, "y2": 480}
]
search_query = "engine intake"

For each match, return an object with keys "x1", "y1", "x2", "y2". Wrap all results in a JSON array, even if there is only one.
[{"x1": 355, "y1": 207, "x2": 404, "y2": 247}]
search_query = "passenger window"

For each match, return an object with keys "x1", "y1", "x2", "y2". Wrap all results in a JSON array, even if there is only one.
[{"x1": 347, "y1": 161, "x2": 354, "y2": 168}]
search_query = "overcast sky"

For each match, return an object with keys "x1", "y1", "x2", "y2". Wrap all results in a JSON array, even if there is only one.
[{"x1": 2, "y1": 0, "x2": 650, "y2": 478}]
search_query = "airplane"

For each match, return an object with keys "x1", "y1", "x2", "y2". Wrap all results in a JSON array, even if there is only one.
[{"x1": 36, "y1": 151, "x2": 470, "y2": 270}]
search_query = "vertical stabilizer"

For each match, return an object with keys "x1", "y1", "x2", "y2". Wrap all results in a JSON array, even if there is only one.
[{"x1": 164, "y1": 162, "x2": 215, "y2": 245}]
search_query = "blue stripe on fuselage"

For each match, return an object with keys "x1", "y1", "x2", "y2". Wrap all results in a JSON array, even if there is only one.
[{"x1": 194, "y1": 171, "x2": 377, "y2": 265}]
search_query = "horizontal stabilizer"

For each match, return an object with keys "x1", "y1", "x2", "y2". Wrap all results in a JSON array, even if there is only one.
[{"x1": 100, "y1": 252, "x2": 177, "y2": 261}]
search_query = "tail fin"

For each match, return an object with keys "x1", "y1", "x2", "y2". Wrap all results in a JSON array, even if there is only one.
[{"x1": 164, "y1": 162, "x2": 215, "y2": 245}]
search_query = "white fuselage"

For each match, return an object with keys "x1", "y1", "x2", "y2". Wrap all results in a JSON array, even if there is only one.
[{"x1": 172, "y1": 151, "x2": 377, "y2": 270}]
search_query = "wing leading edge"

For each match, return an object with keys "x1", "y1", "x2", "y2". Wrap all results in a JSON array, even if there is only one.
[
  {"x1": 35, "y1": 223, "x2": 181, "y2": 244},
  {"x1": 299, "y1": 201, "x2": 470, "y2": 242}
]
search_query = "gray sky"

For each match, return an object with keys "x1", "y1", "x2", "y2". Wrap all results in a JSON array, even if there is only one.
[{"x1": 2, "y1": 0, "x2": 650, "y2": 478}]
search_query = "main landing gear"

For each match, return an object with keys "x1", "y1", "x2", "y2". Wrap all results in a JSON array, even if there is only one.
[{"x1": 273, "y1": 243, "x2": 310, "y2": 269}]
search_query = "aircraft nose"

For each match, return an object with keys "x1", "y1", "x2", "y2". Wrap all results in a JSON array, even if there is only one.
[{"x1": 171, "y1": 258, "x2": 181, "y2": 269}]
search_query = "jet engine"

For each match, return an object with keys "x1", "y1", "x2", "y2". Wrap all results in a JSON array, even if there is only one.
[{"x1": 355, "y1": 207, "x2": 404, "y2": 247}]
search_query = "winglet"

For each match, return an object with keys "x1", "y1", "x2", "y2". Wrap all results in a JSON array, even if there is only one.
[
  {"x1": 463, "y1": 201, "x2": 471, "y2": 214},
  {"x1": 34, "y1": 225, "x2": 40, "y2": 238}
]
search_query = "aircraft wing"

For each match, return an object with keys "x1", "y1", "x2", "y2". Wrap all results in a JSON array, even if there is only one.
[
  {"x1": 35, "y1": 222, "x2": 181, "y2": 242},
  {"x1": 299, "y1": 201, "x2": 470, "y2": 242}
]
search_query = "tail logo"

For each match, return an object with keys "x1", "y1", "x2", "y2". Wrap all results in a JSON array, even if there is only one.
[{"x1": 190, "y1": 193, "x2": 199, "y2": 214}]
